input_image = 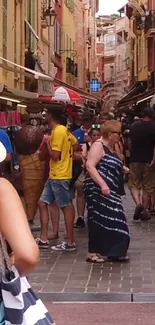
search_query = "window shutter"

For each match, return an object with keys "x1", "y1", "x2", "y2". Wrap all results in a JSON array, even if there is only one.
[{"x1": 2, "y1": 0, "x2": 7, "y2": 59}]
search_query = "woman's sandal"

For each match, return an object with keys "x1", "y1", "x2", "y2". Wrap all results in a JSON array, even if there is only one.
[{"x1": 86, "y1": 254, "x2": 105, "y2": 264}]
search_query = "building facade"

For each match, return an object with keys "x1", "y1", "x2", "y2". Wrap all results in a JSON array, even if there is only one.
[
  {"x1": 115, "y1": 16, "x2": 130, "y2": 88},
  {"x1": 125, "y1": 0, "x2": 148, "y2": 86},
  {"x1": 0, "y1": 0, "x2": 56, "y2": 92},
  {"x1": 61, "y1": 0, "x2": 76, "y2": 85},
  {"x1": 0, "y1": 0, "x2": 99, "y2": 95},
  {"x1": 96, "y1": 42, "x2": 104, "y2": 84},
  {"x1": 53, "y1": 0, "x2": 63, "y2": 80},
  {"x1": 84, "y1": 0, "x2": 99, "y2": 90},
  {"x1": 0, "y1": 0, "x2": 25, "y2": 89},
  {"x1": 25, "y1": 0, "x2": 56, "y2": 89},
  {"x1": 74, "y1": 0, "x2": 86, "y2": 89},
  {"x1": 117, "y1": 0, "x2": 155, "y2": 109},
  {"x1": 96, "y1": 16, "x2": 116, "y2": 84},
  {"x1": 96, "y1": 14, "x2": 129, "y2": 111},
  {"x1": 145, "y1": 0, "x2": 155, "y2": 88}
]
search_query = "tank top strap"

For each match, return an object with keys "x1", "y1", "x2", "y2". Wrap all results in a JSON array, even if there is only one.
[{"x1": 95, "y1": 141, "x2": 110, "y2": 155}]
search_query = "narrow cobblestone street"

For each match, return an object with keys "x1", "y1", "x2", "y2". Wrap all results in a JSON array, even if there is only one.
[{"x1": 30, "y1": 188, "x2": 155, "y2": 298}]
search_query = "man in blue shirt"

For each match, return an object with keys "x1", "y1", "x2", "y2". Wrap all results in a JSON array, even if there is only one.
[
  {"x1": 73, "y1": 111, "x2": 94, "y2": 144},
  {"x1": 73, "y1": 111, "x2": 94, "y2": 228},
  {"x1": 0, "y1": 129, "x2": 13, "y2": 162}
]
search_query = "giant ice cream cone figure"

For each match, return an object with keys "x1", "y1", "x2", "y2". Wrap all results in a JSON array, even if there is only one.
[
  {"x1": 19, "y1": 153, "x2": 45, "y2": 221},
  {"x1": 14, "y1": 126, "x2": 45, "y2": 227}
]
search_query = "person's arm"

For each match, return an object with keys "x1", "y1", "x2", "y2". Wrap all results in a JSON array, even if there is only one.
[
  {"x1": 70, "y1": 134, "x2": 82, "y2": 161},
  {"x1": 150, "y1": 127, "x2": 155, "y2": 168},
  {"x1": 0, "y1": 178, "x2": 39, "y2": 275},
  {"x1": 39, "y1": 142, "x2": 49, "y2": 161},
  {"x1": 47, "y1": 128, "x2": 64, "y2": 161},
  {"x1": 114, "y1": 142, "x2": 124, "y2": 161},
  {"x1": 86, "y1": 142, "x2": 110, "y2": 196},
  {"x1": 5, "y1": 153, "x2": 12, "y2": 162},
  {"x1": 150, "y1": 147, "x2": 155, "y2": 168}
]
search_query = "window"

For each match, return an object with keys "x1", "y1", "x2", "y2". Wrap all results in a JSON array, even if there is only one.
[
  {"x1": 134, "y1": 41, "x2": 138, "y2": 77},
  {"x1": 66, "y1": 35, "x2": 69, "y2": 51},
  {"x1": 2, "y1": 0, "x2": 7, "y2": 59},
  {"x1": 25, "y1": 0, "x2": 37, "y2": 51},
  {"x1": 104, "y1": 33, "x2": 115, "y2": 49},
  {"x1": 138, "y1": 37, "x2": 142, "y2": 71},
  {"x1": 14, "y1": 0, "x2": 17, "y2": 63},
  {"x1": 69, "y1": 38, "x2": 72, "y2": 52},
  {"x1": 144, "y1": 39, "x2": 148, "y2": 67},
  {"x1": 97, "y1": 34, "x2": 101, "y2": 42},
  {"x1": 54, "y1": 21, "x2": 62, "y2": 56},
  {"x1": 118, "y1": 55, "x2": 121, "y2": 72}
]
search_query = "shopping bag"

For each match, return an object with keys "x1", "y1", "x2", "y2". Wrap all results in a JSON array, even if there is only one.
[
  {"x1": 0, "y1": 234, "x2": 55, "y2": 325},
  {"x1": 0, "y1": 301, "x2": 4, "y2": 325}
]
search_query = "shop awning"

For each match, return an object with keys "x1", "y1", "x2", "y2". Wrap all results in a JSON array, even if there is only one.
[
  {"x1": 0, "y1": 84, "x2": 38, "y2": 103},
  {"x1": 54, "y1": 78, "x2": 100, "y2": 102},
  {"x1": 117, "y1": 87, "x2": 155, "y2": 111},
  {"x1": 0, "y1": 56, "x2": 100, "y2": 103},
  {"x1": 0, "y1": 57, "x2": 53, "y2": 81},
  {"x1": 0, "y1": 57, "x2": 55, "y2": 98},
  {"x1": 117, "y1": 81, "x2": 148, "y2": 109}
]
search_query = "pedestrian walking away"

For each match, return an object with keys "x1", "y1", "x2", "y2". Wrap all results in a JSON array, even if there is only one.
[{"x1": 129, "y1": 106, "x2": 155, "y2": 221}]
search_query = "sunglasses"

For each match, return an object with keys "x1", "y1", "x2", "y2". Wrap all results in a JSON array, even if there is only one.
[{"x1": 92, "y1": 124, "x2": 101, "y2": 129}]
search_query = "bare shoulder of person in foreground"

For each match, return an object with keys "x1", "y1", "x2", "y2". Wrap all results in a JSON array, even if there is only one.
[{"x1": 0, "y1": 178, "x2": 39, "y2": 276}]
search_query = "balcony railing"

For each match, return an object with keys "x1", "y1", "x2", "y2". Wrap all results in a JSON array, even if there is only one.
[{"x1": 145, "y1": 11, "x2": 155, "y2": 34}]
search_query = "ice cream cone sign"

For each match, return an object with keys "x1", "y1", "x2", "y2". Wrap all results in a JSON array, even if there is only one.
[{"x1": 15, "y1": 126, "x2": 45, "y2": 221}]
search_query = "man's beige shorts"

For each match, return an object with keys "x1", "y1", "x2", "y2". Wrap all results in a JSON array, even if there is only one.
[{"x1": 128, "y1": 163, "x2": 155, "y2": 195}]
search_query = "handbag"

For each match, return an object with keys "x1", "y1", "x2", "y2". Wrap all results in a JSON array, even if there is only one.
[
  {"x1": 70, "y1": 161, "x2": 83, "y2": 187},
  {"x1": 0, "y1": 234, "x2": 55, "y2": 325}
]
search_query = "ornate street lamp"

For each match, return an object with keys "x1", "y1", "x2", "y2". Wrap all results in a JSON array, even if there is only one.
[{"x1": 42, "y1": 5, "x2": 57, "y2": 27}]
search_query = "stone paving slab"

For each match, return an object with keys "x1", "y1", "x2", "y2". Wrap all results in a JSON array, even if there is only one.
[
  {"x1": 30, "y1": 188, "x2": 155, "y2": 295},
  {"x1": 45, "y1": 303, "x2": 155, "y2": 325}
]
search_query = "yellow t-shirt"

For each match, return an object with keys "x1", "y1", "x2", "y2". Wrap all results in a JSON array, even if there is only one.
[{"x1": 49, "y1": 125, "x2": 77, "y2": 180}]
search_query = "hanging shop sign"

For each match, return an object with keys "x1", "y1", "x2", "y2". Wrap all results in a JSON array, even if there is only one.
[{"x1": 38, "y1": 78, "x2": 55, "y2": 97}]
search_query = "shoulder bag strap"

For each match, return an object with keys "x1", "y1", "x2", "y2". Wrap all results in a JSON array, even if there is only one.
[{"x1": 0, "y1": 233, "x2": 11, "y2": 275}]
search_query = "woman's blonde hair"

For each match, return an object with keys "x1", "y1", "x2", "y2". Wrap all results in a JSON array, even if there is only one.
[{"x1": 101, "y1": 120, "x2": 121, "y2": 138}]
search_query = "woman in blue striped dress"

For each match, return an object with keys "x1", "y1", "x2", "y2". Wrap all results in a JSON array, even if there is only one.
[{"x1": 84, "y1": 120, "x2": 130, "y2": 263}]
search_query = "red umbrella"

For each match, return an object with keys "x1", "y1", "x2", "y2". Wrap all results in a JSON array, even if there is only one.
[{"x1": 39, "y1": 86, "x2": 83, "y2": 103}]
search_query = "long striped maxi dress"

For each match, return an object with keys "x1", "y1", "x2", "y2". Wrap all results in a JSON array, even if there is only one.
[{"x1": 83, "y1": 145, "x2": 130, "y2": 258}]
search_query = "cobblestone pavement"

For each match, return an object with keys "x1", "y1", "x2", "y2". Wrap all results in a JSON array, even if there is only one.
[
  {"x1": 45, "y1": 303, "x2": 155, "y2": 325},
  {"x1": 30, "y1": 189, "x2": 155, "y2": 295}
]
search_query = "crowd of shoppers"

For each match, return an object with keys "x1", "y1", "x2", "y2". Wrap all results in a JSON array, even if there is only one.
[
  {"x1": 0, "y1": 103, "x2": 155, "y2": 323},
  {"x1": 2, "y1": 103, "x2": 155, "y2": 266},
  {"x1": 29, "y1": 104, "x2": 155, "y2": 261}
]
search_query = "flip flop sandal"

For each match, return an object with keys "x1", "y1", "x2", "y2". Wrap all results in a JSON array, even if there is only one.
[{"x1": 86, "y1": 254, "x2": 105, "y2": 263}]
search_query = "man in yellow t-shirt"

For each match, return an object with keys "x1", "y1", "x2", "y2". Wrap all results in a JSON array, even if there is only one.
[
  {"x1": 38, "y1": 105, "x2": 77, "y2": 252},
  {"x1": 49, "y1": 124, "x2": 77, "y2": 180}
]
